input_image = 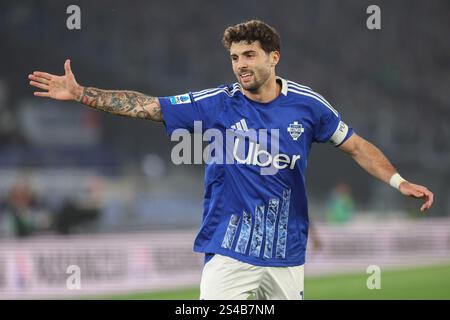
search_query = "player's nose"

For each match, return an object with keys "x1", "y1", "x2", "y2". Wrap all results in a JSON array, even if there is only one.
[{"x1": 236, "y1": 60, "x2": 249, "y2": 71}]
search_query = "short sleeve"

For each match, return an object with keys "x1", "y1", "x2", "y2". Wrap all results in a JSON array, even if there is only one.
[
  {"x1": 158, "y1": 88, "x2": 225, "y2": 136},
  {"x1": 312, "y1": 95, "x2": 353, "y2": 147}
]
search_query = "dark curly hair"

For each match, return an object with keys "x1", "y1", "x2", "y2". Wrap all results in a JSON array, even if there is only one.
[{"x1": 222, "y1": 20, "x2": 281, "y2": 54}]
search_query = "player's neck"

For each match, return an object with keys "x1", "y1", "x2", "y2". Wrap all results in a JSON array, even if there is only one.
[{"x1": 243, "y1": 74, "x2": 281, "y2": 104}]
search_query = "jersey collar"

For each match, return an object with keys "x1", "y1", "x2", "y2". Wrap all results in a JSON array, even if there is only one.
[{"x1": 276, "y1": 76, "x2": 288, "y2": 96}]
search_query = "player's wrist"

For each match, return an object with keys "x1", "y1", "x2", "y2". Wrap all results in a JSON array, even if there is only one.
[
  {"x1": 389, "y1": 173, "x2": 407, "y2": 190},
  {"x1": 74, "y1": 85, "x2": 85, "y2": 102}
]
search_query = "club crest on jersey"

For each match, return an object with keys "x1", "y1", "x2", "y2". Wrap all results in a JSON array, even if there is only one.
[{"x1": 287, "y1": 121, "x2": 304, "y2": 141}]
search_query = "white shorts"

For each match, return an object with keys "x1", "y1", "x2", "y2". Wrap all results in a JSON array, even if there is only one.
[{"x1": 199, "y1": 254, "x2": 304, "y2": 300}]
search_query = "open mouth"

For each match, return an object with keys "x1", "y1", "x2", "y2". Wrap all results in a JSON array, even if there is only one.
[{"x1": 240, "y1": 72, "x2": 253, "y2": 82}]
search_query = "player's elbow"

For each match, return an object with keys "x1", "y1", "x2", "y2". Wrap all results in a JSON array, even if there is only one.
[{"x1": 339, "y1": 133, "x2": 365, "y2": 158}]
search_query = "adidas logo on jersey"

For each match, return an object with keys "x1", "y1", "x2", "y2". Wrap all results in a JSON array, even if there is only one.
[{"x1": 231, "y1": 119, "x2": 249, "y2": 132}]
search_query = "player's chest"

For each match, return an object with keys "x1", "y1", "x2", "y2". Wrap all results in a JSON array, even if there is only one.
[{"x1": 217, "y1": 101, "x2": 314, "y2": 153}]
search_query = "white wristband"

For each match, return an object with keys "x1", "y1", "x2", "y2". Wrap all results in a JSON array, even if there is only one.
[{"x1": 389, "y1": 173, "x2": 407, "y2": 190}]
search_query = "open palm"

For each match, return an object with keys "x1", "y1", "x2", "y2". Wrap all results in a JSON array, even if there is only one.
[{"x1": 28, "y1": 59, "x2": 82, "y2": 101}]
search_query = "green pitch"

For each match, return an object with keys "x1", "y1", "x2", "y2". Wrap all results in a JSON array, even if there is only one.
[{"x1": 99, "y1": 263, "x2": 450, "y2": 300}]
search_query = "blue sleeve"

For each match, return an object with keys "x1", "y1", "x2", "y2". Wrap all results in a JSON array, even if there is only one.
[
  {"x1": 158, "y1": 90, "x2": 224, "y2": 136},
  {"x1": 312, "y1": 96, "x2": 354, "y2": 147}
]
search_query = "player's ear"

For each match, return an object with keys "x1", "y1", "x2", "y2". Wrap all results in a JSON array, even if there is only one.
[{"x1": 270, "y1": 51, "x2": 280, "y2": 67}]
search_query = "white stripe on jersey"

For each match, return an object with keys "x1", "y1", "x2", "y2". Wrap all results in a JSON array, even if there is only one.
[
  {"x1": 193, "y1": 89, "x2": 228, "y2": 101},
  {"x1": 287, "y1": 88, "x2": 339, "y2": 117},
  {"x1": 240, "y1": 119, "x2": 248, "y2": 131},
  {"x1": 193, "y1": 83, "x2": 241, "y2": 98},
  {"x1": 287, "y1": 81, "x2": 338, "y2": 115},
  {"x1": 230, "y1": 86, "x2": 241, "y2": 94},
  {"x1": 193, "y1": 87, "x2": 225, "y2": 98},
  {"x1": 288, "y1": 82, "x2": 334, "y2": 109},
  {"x1": 286, "y1": 81, "x2": 312, "y2": 91},
  {"x1": 193, "y1": 86, "x2": 240, "y2": 102}
]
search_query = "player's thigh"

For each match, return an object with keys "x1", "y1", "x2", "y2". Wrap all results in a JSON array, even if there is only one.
[
  {"x1": 200, "y1": 254, "x2": 262, "y2": 300},
  {"x1": 257, "y1": 264, "x2": 304, "y2": 300}
]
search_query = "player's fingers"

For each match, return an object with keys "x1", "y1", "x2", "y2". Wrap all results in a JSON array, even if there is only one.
[
  {"x1": 28, "y1": 74, "x2": 49, "y2": 85},
  {"x1": 29, "y1": 81, "x2": 49, "y2": 91},
  {"x1": 421, "y1": 196, "x2": 429, "y2": 212},
  {"x1": 34, "y1": 91, "x2": 50, "y2": 97},
  {"x1": 64, "y1": 59, "x2": 72, "y2": 75},
  {"x1": 423, "y1": 191, "x2": 434, "y2": 211},
  {"x1": 32, "y1": 71, "x2": 53, "y2": 80},
  {"x1": 421, "y1": 200, "x2": 431, "y2": 212},
  {"x1": 419, "y1": 191, "x2": 433, "y2": 212},
  {"x1": 415, "y1": 185, "x2": 430, "y2": 194}
]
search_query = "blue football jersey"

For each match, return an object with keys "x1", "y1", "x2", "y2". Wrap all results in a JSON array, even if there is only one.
[{"x1": 158, "y1": 77, "x2": 353, "y2": 267}]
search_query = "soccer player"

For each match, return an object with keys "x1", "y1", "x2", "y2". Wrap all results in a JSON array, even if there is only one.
[{"x1": 28, "y1": 20, "x2": 433, "y2": 300}]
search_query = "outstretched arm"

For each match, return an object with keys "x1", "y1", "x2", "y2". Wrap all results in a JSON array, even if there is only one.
[
  {"x1": 339, "y1": 134, "x2": 434, "y2": 212},
  {"x1": 28, "y1": 59, "x2": 163, "y2": 122}
]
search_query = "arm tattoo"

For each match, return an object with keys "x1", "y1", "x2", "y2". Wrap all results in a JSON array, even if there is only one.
[{"x1": 77, "y1": 87, "x2": 163, "y2": 122}]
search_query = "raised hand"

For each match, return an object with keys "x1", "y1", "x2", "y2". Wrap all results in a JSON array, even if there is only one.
[
  {"x1": 28, "y1": 59, "x2": 163, "y2": 122},
  {"x1": 399, "y1": 181, "x2": 434, "y2": 212},
  {"x1": 28, "y1": 59, "x2": 83, "y2": 101}
]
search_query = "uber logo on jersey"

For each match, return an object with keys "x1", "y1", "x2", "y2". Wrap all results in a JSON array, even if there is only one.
[{"x1": 287, "y1": 121, "x2": 304, "y2": 141}]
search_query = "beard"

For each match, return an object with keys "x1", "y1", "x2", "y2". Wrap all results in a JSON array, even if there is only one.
[{"x1": 236, "y1": 67, "x2": 271, "y2": 93}]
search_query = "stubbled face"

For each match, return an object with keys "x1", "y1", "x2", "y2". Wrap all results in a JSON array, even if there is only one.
[{"x1": 229, "y1": 41, "x2": 278, "y2": 93}]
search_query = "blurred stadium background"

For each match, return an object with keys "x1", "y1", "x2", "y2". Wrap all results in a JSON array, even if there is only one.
[{"x1": 0, "y1": 0, "x2": 449, "y2": 299}]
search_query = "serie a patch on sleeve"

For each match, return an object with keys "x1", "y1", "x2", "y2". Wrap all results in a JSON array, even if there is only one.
[{"x1": 169, "y1": 93, "x2": 191, "y2": 105}]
